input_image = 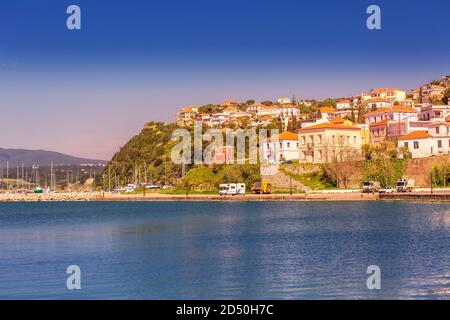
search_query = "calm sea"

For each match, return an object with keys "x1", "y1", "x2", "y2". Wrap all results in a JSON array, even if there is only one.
[{"x1": 0, "y1": 201, "x2": 449, "y2": 299}]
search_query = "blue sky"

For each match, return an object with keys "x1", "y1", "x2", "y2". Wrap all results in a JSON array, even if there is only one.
[{"x1": 0, "y1": 0, "x2": 449, "y2": 159}]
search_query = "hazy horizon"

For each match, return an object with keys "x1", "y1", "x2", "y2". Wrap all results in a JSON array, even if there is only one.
[{"x1": 1, "y1": 0, "x2": 449, "y2": 160}]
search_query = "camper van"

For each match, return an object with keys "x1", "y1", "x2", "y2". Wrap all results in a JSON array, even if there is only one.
[
  {"x1": 396, "y1": 179, "x2": 415, "y2": 192},
  {"x1": 219, "y1": 183, "x2": 246, "y2": 196}
]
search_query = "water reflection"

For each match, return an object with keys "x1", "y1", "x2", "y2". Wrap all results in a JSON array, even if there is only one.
[{"x1": 0, "y1": 201, "x2": 449, "y2": 299}]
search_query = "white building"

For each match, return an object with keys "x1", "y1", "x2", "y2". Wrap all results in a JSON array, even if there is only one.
[
  {"x1": 262, "y1": 131, "x2": 299, "y2": 163},
  {"x1": 419, "y1": 103, "x2": 450, "y2": 121},
  {"x1": 279, "y1": 105, "x2": 300, "y2": 117},
  {"x1": 365, "y1": 98, "x2": 392, "y2": 110},
  {"x1": 336, "y1": 100, "x2": 351, "y2": 110},
  {"x1": 398, "y1": 123, "x2": 450, "y2": 158},
  {"x1": 257, "y1": 106, "x2": 282, "y2": 117},
  {"x1": 277, "y1": 97, "x2": 292, "y2": 105},
  {"x1": 247, "y1": 103, "x2": 263, "y2": 113}
]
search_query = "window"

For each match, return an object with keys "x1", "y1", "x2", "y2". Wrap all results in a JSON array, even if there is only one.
[
  {"x1": 302, "y1": 136, "x2": 306, "y2": 145},
  {"x1": 280, "y1": 142, "x2": 282, "y2": 148},
  {"x1": 287, "y1": 142, "x2": 290, "y2": 148},
  {"x1": 353, "y1": 136, "x2": 357, "y2": 144},
  {"x1": 318, "y1": 135, "x2": 322, "y2": 145},
  {"x1": 436, "y1": 127, "x2": 440, "y2": 134},
  {"x1": 404, "y1": 142, "x2": 408, "y2": 148},
  {"x1": 296, "y1": 142, "x2": 299, "y2": 148},
  {"x1": 413, "y1": 141, "x2": 419, "y2": 149},
  {"x1": 438, "y1": 140, "x2": 442, "y2": 148}
]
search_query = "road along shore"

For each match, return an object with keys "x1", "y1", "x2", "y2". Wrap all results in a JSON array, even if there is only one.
[
  {"x1": 0, "y1": 191, "x2": 376, "y2": 202},
  {"x1": 2, "y1": 191, "x2": 450, "y2": 202}
]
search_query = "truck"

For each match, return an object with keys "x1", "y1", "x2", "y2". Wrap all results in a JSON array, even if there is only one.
[
  {"x1": 362, "y1": 181, "x2": 381, "y2": 193},
  {"x1": 251, "y1": 181, "x2": 272, "y2": 194},
  {"x1": 219, "y1": 183, "x2": 246, "y2": 196},
  {"x1": 396, "y1": 179, "x2": 415, "y2": 192}
]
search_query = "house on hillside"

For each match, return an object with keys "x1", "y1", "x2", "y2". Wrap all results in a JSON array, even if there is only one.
[
  {"x1": 369, "y1": 87, "x2": 406, "y2": 102},
  {"x1": 364, "y1": 105, "x2": 418, "y2": 145},
  {"x1": 419, "y1": 103, "x2": 450, "y2": 121},
  {"x1": 336, "y1": 100, "x2": 351, "y2": 110},
  {"x1": 220, "y1": 99, "x2": 240, "y2": 107},
  {"x1": 277, "y1": 97, "x2": 292, "y2": 105},
  {"x1": 176, "y1": 106, "x2": 199, "y2": 126},
  {"x1": 365, "y1": 98, "x2": 393, "y2": 110},
  {"x1": 257, "y1": 106, "x2": 282, "y2": 117},
  {"x1": 298, "y1": 122, "x2": 363, "y2": 163},
  {"x1": 318, "y1": 106, "x2": 337, "y2": 120},
  {"x1": 247, "y1": 103, "x2": 263, "y2": 113},
  {"x1": 262, "y1": 132, "x2": 299, "y2": 164},
  {"x1": 398, "y1": 125, "x2": 450, "y2": 158}
]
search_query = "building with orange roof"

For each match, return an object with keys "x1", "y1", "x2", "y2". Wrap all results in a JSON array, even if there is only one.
[
  {"x1": 220, "y1": 99, "x2": 239, "y2": 107},
  {"x1": 297, "y1": 122, "x2": 364, "y2": 163},
  {"x1": 398, "y1": 124, "x2": 450, "y2": 158},
  {"x1": 369, "y1": 87, "x2": 406, "y2": 102},
  {"x1": 262, "y1": 131, "x2": 299, "y2": 163},
  {"x1": 365, "y1": 105, "x2": 419, "y2": 144},
  {"x1": 176, "y1": 106, "x2": 200, "y2": 126},
  {"x1": 336, "y1": 100, "x2": 351, "y2": 110}
]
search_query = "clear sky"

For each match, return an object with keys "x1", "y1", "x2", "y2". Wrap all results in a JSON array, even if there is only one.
[{"x1": 0, "y1": 0, "x2": 449, "y2": 160}]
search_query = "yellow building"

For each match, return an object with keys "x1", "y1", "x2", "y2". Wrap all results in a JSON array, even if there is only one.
[
  {"x1": 369, "y1": 88, "x2": 406, "y2": 102},
  {"x1": 298, "y1": 122, "x2": 364, "y2": 163}
]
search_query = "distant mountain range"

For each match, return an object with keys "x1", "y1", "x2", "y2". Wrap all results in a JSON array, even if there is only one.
[{"x1": 0, "y1": 148, "x2": 105, "y2": 167}]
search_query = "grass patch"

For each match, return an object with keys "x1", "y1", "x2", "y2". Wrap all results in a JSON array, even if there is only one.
[{"x1": 279, "y1": 167, "x2": 337, "y2": 190}]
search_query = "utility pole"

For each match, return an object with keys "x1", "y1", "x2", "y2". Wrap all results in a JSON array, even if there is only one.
[
  {"x1": 108, "y1": 165, "x2": 111, "y2": 192},
  {"x1": 144, "y1": 161, "x2": 147, "y2": 184},
  {"x1": 290, "y1": 175, "x2": 293, "y2": 195},
  {"x1": 6, "y1": 161, "x2": 9, "y2": 192},
  {"x1": 50, "y1": 162, "x2": 54, "y2": 191},
  {"x1": 430, "y1": 171, "x2": 434, "y2": 195}
]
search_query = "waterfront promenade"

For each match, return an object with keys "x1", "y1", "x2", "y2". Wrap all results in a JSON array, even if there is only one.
[{"x1": 2, "y1": 190, "x2": 450, "y2": 202}]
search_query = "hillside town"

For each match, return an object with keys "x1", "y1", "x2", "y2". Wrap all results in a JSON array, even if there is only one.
[{"x1": 176, "y1": 76, "x2": 450, "y2": 163}]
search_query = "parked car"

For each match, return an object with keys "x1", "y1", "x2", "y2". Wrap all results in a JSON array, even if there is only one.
[{"x1": 379, "y1": 188, "x2": 395, "y2": 194}]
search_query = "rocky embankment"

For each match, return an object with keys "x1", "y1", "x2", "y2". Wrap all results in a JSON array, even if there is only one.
[{"x1": 0, "y1": 192, "x2": 103, "y2": 202}]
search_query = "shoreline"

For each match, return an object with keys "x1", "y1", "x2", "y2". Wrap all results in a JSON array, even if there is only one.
[
  {"x1": 0, "y1": 191, "x2": 378, "y2": 202},
  {"x1": 2, "y1": 191, "x2": 450, "y2": 203}
]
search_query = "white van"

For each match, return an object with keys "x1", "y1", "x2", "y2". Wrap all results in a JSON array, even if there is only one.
[
  {"x1": 124, "y1": 184, "x2": 137, "y2": 193},
  {"x1": 219, "y1": 183, "x2": 246, "y2": 195}
]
